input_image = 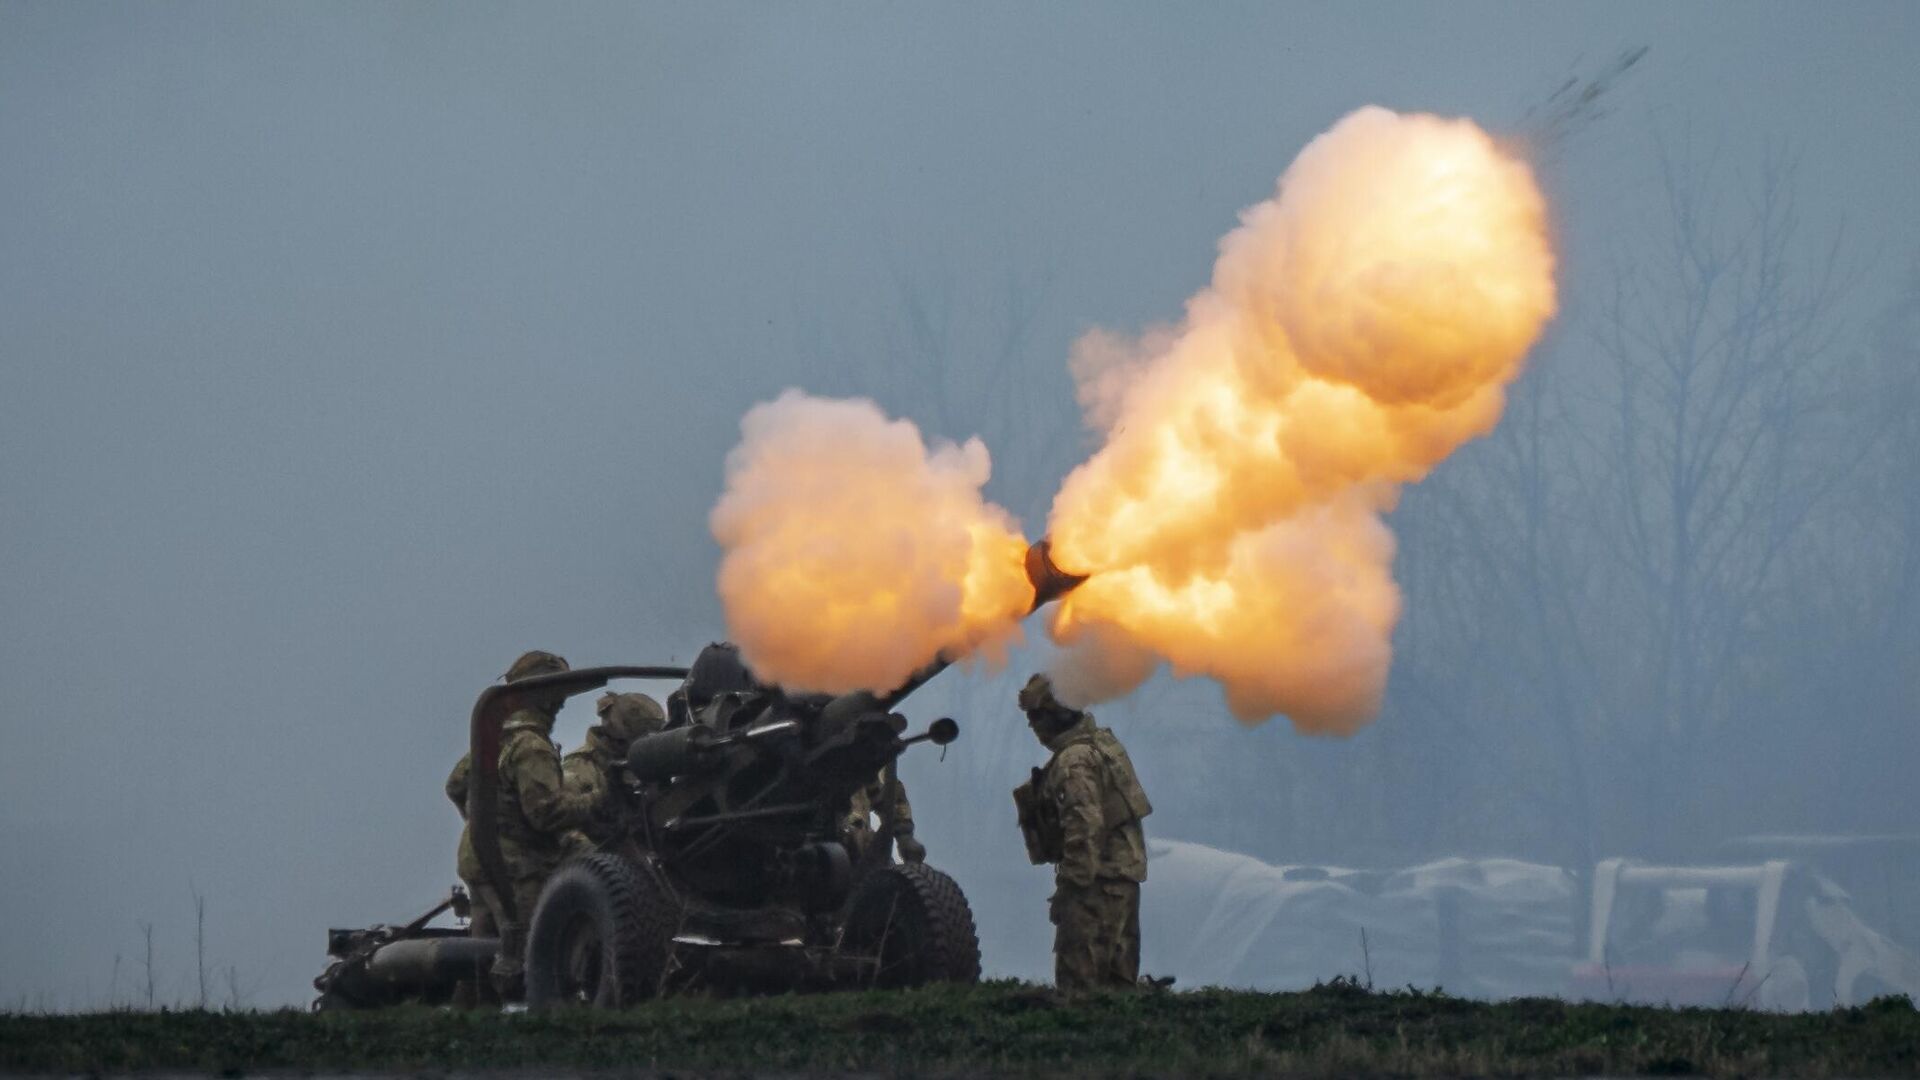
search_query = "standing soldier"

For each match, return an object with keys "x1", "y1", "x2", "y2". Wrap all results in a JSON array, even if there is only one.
[
  {"x1": 446, "y1": 756, "x2": 492, "y2": 939},
  {"x1": 1013, "y1": 673, "x2": 1152, "y2": 993},
  {"x1": 562, "y1": 691, "x2": 666, "y2": 845},
  {"x1": 444, "y1": 649, "x2": 592, "y2": 996},
  {"x1": 845, "y1": 763, "x2": 926, "y2": 869}
]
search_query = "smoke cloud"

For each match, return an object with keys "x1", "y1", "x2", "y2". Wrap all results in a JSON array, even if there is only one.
[
  {"x1": 709, "y1": 391, "x2": 1034, "y2": 694},
  {"x1": 712, "y1": 108, "x2": 1553, "y2": 730},
  {"x1": 1044, "y1": 106, "x2": 1557, "y2": 731}
]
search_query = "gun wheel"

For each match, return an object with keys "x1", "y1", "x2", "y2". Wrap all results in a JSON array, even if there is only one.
[
  {"x1": 525, "y1": 853, "x2": 679, "y2": 1008},
  {"x1": 841, "y1": 862, "x2": 982, "y2": 988}
]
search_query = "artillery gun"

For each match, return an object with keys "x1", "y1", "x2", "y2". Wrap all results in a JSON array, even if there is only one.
[{"x1": 315, "y1": 540, "x2": 1086, "y2": 1008}]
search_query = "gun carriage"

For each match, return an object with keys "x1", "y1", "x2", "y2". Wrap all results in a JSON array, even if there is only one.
[{"x1": 316, "y1": 541, "x2": 1085, "y2": 1007}]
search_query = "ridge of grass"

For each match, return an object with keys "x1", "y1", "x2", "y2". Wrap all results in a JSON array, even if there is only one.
[{"x1": 3, "y1": 980, "x2": 1917, "y2": 1077}]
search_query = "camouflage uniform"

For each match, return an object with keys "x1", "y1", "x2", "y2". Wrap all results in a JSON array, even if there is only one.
[
  {"x1": 445, "y1": 754, "x2": 496, "y2": 939},
  {"x1": 449, "y1": 650, "x2": 591, "y2": 988},
  {"x1": 845, "y1": 763, "x2": 925, "y2": 866},
  {"x1": 1016, "y1": 674, "x2": 1152, "y2": 993},
  {"x1": 561, "y1": 691, "x2": 666, "y2": 845}
]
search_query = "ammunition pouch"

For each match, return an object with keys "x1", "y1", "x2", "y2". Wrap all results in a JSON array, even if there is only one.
[
  {"x1": 1013, "y1": 773, "x2": 1063, "y2": 865},
  {"x1": 1092, "y1": 729, "x2": 1153, "y2": 824}
]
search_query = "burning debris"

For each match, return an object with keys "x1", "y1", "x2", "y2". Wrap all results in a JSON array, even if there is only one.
[{"x1": 713, "y1": 107, "x2": 1558, "y2": 732}]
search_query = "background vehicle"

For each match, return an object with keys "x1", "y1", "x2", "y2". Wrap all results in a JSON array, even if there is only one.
[
  {"x1": 1136, "y1": 841, "x2": 1920, "y2": 1010},
  {"x1": 1569, "y1": 858, "x2": 1920, "y2": 1009}
]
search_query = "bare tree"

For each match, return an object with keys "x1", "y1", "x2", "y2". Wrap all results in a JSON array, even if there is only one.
[
  {"x1": 140, "y1": 921, "x2": 155, "y2": 1010},
  {"x1": 1384, "y1": 132, "x2": 1866, "y2": 866},
  {"x1": 1765, "y1": 258, "x2": 1920, "y2": 860},
  {"x1": 191, "y1": 883, "x2": 207, "y2": 1009},
  {"x1": 1588, "y1": 138, "x2": 1855, "y2": 841},
  {"x1": 1843, "y1": 262, "x2": 1920, "y2": 703},
  {"x1": 1391, "y1": 361, "x2": 1612, "y2": 864},
  {"x1": 224, "y1": 965, "x2": 245, "y2": 1012}
]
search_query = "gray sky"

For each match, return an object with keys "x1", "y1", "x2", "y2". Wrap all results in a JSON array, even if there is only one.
[{"x1": 3, "y1": 2, "x2": 1917, "y2": 1008}]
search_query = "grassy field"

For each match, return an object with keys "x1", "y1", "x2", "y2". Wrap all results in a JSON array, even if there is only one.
[{"x1": 4, "y1": 980, "x2": 1917, "y2": 1077}]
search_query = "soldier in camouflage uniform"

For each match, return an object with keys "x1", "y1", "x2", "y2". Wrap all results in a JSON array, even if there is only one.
[
  {"x1": 1013, "y1": 673, "x2": 1152, "y2": 993},
  {"x1": 845, "y1": 762, "x2": 925, "y2": 867},
  {"x1": 444, "y1": 747, "x2": 495, "y2": 1007},
  {"x1": 561, "y1": 691, "x2": 666, "y2": 845},
  {"x1": 444, "y1": 649, "x2": 593, "y2": 993}
]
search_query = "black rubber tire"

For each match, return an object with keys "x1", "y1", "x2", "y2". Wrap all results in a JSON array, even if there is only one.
[
  {"x1": 311, "y1": 986, "x2": 361, "y2": 1012},
  {"x1": 525, "y1": 853, "x2": 680, "y2": 1008},
  {"x1": 841, "y1": 862, "x2": 982, "y2": 988}
]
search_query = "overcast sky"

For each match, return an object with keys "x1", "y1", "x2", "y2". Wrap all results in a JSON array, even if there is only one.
[{"x1": 3, "y1": 2, "x2": 1917, "y2": 1008}]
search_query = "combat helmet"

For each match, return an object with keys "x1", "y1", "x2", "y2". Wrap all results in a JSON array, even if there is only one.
[
  {"x1": 593, "y1": 691, "x2": 666, "y2": 751},
  {"x1": 505, "y1": 649, "x2": 570, "y2": 682},
  {"x1": 1018, "y1": 673, "x2": 1085, "y2": 736},
  {"x1": 1017, "y1": 672, "x2": 1068, "y2": 713}
]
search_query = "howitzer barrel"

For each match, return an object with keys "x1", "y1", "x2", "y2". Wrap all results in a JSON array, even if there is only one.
[
  {"x1": 366, "y1": 937, "x2": 499, "y2": 990},
  {"x1": 628, "y1": 716, "x2": 802, "y2": 782},
  {"x1": 627, "y1": 724, "x2": 722, "y2": 783},
  {"x1": 1024, "y1": 538, "x2": 1088, "y2": 610},
  {"x1": 875, "y1": 538, "x2": 1087, "y2": 710}
]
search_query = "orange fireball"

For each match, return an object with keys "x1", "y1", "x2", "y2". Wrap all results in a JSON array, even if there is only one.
[{"x1": 1046, "y1": 107, "x2": 1556, "y2": 731}]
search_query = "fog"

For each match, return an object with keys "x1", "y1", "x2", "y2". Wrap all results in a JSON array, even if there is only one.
[{"x1": 3, "y1": 2, "x2": 1917, "y2": 1009}]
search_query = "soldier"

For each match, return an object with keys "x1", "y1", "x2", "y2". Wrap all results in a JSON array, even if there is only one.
[
  {"x1": 1013, "y1": 673, "x2": 1153, "y2": 993},
  {"x1": 445, "y1": 754, "x2": 492, "y2": 938},
  {"x1": 443, "y1": 750, "x2": 496, "y2": 1008},
  {"x1": 562, "y1": 691, "x2": 666, "y2": 845},
  {"x1": 444, "y1": 649, "x2": 592, "y2": 995},
  {"x1": 845, "y1": 763, "x2": 926, "y2": 868}
]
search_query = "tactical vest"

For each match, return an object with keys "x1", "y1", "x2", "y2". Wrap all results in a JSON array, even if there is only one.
[
  {"x1": 502, "y1": 714, "x2": 551, "y2": 740},
  {"x1": 497, "y1": 715, "x2": 562, "y2": 854},
  {"x1": 1089, "y1": 727, "x2": 1153, "y2": 826}
]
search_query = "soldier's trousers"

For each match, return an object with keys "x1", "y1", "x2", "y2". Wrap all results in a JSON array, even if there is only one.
[
  {"x1": 473, "y1": 876, "x2": 546, "y2": 980},
  {"x1": 460, "y1": 875, "x2": 498, "y2": 938},
  {"x1": 1051, "y1": 878, "x2": 1141, "y2": 992},
  {"x1": 452, "y1": 876, "x2": 500, "y2": 1007}
]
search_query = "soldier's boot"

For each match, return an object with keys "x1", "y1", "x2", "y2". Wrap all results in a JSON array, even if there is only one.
[
  {"x1": 487, "y1": 874, "x2": 548, "y2": 999},
  {"x1": 451, "y1": 967, "x2": 502, "y2": 1008},
  {"x1": 490, "y1": 959, "x2": 525, "y2": 1001},
  {"x1": 490, "y1": 922, "x2": 528, "y2": 1001},
  {"x1": 452, "y1": 886, "x2": 499, "y2": 1008}
]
